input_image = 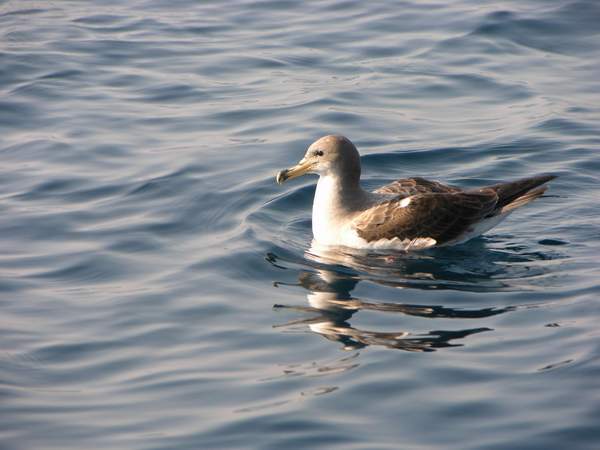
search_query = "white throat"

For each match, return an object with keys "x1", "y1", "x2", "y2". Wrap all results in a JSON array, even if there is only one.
[{"x1": 312, "y1": 174, "x2": 367, "y2": 245}]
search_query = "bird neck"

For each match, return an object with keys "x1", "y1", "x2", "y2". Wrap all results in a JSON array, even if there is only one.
[{"x1": 312, "y1": 174, "x2": 368, "y2": 244}]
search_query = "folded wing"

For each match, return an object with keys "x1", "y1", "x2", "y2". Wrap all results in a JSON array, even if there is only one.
[
  {"x1": 374, "y1": 177, "x2": 461, "y2": 197},
  {"x1": 353, "y1": 190, "x2": 499, "y2": 245}
]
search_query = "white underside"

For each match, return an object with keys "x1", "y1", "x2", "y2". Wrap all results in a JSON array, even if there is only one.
[
  {"x1": 313, "y1": 212, "x2": 511, "y2": 251},
  {"x1": 337, "y1": 228, "x2": 438, "y2": 251},
  {"x1": 442, "y1": 212, "x2": 511, "y2": 246}
]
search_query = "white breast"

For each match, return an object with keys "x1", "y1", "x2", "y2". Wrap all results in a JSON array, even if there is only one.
[{"x1": 311, "y1": 176, "x2": 345, "y2": 245}]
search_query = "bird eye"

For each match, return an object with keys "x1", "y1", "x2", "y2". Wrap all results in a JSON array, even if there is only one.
[{"x1": 314, "y1": 150, "x2": 324, "y2": 157}]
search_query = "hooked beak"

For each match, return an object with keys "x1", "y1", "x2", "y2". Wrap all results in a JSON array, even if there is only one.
[{"x1": 276, "y1": 158, "x2": 314, "y2": 185}]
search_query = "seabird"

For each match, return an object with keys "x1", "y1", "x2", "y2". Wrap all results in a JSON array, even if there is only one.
[{"x1": 276, "y1": 135, "x2": 555, "y2": 250}]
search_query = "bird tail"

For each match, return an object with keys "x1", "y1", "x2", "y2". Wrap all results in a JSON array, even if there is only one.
[
  {"x1": 486, "y1": 174, "x2": 556, "y2": 214},
  {"x1": 500, "y1": 186, "x2": 548, "y2": 213}
]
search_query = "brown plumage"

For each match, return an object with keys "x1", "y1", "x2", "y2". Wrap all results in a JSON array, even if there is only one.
[
  {"x1": 354, "y1": 175, "x2": 556, "y2": 245},
  {"x1": 374, "y1": 177, "x2": 461, "y2": 196}
]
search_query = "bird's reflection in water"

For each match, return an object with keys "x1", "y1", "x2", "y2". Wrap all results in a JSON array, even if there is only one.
[{"x1": 270, "y1": 241, "x2": 531, "y2": 352}]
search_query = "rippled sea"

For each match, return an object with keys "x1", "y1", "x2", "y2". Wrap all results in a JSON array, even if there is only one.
[{"x1": 1, "y1": 1, "x2": 600, "y2": 449}]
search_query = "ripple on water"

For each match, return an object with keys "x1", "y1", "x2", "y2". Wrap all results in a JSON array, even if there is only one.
[{"x1": 0, "y1": 0, "x2": 599, "y2": 449}]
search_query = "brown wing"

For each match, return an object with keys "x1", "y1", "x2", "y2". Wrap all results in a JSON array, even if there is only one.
[
  {"x1": 354, "y1": 190, "x2": 499, "y2": 245},
  {"x1": 374, "y1": 177, "x2": 461, "y2": 197}
]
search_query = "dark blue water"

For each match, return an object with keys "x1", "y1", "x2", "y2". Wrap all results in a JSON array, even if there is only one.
[{"x1": 1, "y1": 1, "x2": 599, "y2": 449}]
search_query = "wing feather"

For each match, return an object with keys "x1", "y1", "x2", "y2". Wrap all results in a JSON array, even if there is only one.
[
  {"x1": 354, "y1": 189, "x2": 499, "y2": 245},
  {"x1": 374, "y1": 177, "x2": 461, "y2": 197}
]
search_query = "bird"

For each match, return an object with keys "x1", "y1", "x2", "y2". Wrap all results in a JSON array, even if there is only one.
[{"x1": 276, "y1": 135, "x2": 555, "y2": 251}]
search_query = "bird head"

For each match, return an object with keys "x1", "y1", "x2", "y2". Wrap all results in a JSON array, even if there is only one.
[{"x1": 276, "y1": 135, "x2": 361, "y2": 184}]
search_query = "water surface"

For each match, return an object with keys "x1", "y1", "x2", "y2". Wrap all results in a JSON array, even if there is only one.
[{"x1": 1, "y1": 1, "x2": 599, "y2": 449}]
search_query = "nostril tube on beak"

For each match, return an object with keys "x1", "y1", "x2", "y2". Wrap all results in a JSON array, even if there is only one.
[{"x1": 276, "y1": 169, "x2": 288, "y2": 185}]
